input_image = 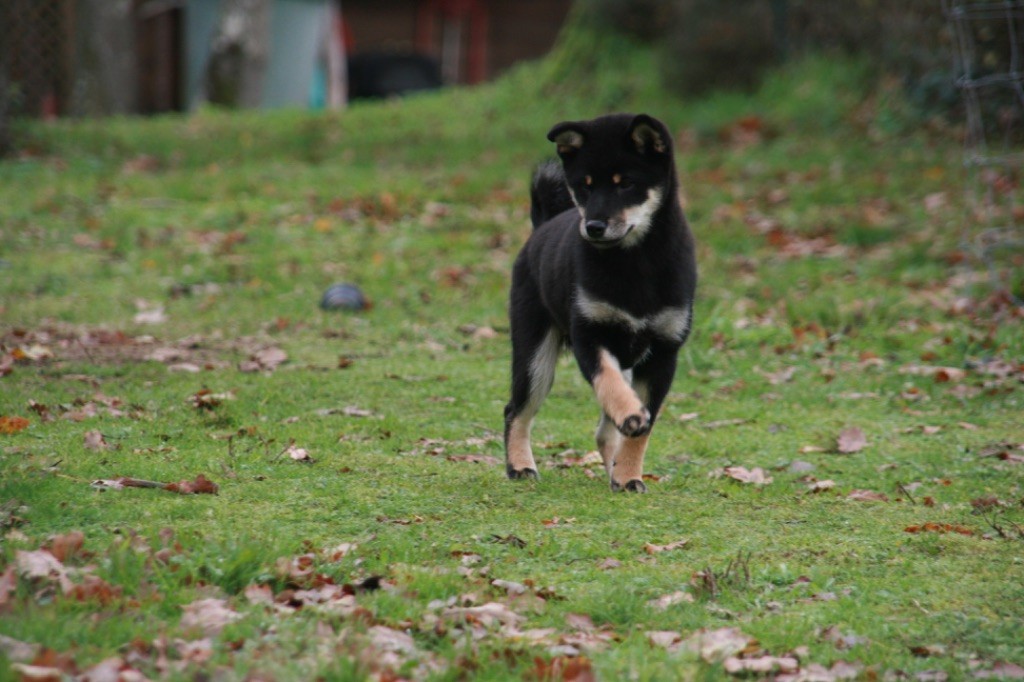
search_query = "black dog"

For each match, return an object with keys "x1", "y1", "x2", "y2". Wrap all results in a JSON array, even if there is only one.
[{"x1": 504, "y1": 113, "x2": 697, "y2": 492}]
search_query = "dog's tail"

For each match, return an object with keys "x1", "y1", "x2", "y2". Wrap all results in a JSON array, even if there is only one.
[{"x1": 530, "y1": 160, "x2": 575, "y2": 229}]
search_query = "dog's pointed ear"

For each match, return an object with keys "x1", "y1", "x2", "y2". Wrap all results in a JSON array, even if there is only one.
[
  {"x1": 547, "y1": 122, "x2": 585, "y2": 156},
  {"x1": 629, "y1": 114, "x2": 669, "y2": 155}
]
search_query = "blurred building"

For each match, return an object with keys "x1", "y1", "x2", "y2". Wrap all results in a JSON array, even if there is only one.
[{"x1": 0, "y1": 0, "x2": 572, "y2": 118}]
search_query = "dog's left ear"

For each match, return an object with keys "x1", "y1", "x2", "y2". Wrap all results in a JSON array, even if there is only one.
[
  {"x1": 629, "y1": 114, "x2": 669, "y2": 155},
  {"x1": 548, "y1": 122, "x2": 585, "y2": 156}
]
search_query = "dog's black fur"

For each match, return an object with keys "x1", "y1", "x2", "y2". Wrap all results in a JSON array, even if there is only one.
[{"x1": 504, "y1": 113, "x2": 697, "y2": 492}]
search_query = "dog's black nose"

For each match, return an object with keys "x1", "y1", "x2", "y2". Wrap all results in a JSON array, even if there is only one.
[{"x1": 585, "y1": 220, "x2": 608, "y2": 239}]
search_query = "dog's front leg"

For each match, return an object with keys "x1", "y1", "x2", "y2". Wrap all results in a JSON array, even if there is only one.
[
  {"x1": 577, "y1": 345, "x2": 652, "y2": 492},
  {"x1": 587, "y1": 348, "x2": 651, "y2": 437}
]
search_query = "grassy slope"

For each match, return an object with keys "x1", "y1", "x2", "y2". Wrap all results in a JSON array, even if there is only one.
[{"x1": 1, "y1": 26, "x2": 1023, "y2": 681}]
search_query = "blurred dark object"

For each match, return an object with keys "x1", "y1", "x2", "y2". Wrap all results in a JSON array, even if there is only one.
[
  {"x1": 347, "y1": 52, "x2": 442, "y2": 99},
  {"x1": 664, "y1": 0, "x2": 778, "y2": 95},
  {"x1": 320, "y1": 283, "x2": 372, "y2": 311},
  {"x1": 575, "y1": 0, "x2": 956, "y2": 114}
]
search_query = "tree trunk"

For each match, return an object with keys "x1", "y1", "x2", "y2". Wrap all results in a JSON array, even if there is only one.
[
  {"x1": 204, "y1": 0, "x2": 271, "y2": 108},
  {"x1": 70, "y1": 0, "x2": 137, "y2": 116}
]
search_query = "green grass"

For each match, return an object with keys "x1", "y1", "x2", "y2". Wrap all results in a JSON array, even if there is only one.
[{"x1": 1, "y1": 35, "x2": 1023, "y2": 681}]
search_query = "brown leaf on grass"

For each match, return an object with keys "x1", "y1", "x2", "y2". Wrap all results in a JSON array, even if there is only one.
[
  {"x1": 45, "y1": 531, "x2": 85, "y2": 563},
  {"x1": 323, "y1": 542, "x2": 357, "y2": 561},
  {"x1": 163, "y1": 474, "x2": 218, "y2": 495},
  {"x1": 682, "y1": 626, "x2": 757, "y2": 663},
  {"x1": 0, "y1": 416, "x2": 30, "y2": 435},
  {"x1": 276, "y1": 552, "x2": 317, "y2": 582},
  {"x1": 819, "y1": 625, "x2": 869, "y2": 649},
  {"x1": 565, "y1": 613, "x2": 596, "y2": 632},
  {"x1": 646, "y1": 590, "x2": 695, "y2": 610},
  {"x1": 0, "y1": 566, "x2": 18, "y2": 607},
  {"x1": 15, "y1": 549, "x2": 66, "y2": 580},
  {"x1": 342, "y1": 405, "x2": 378, "y2": 418},
  {"x1": 759, "y1": 366, "x2": 797, "y2": 385},
  {"x1": 974, "y1": 662, "x2": 1024, "y2": 679},
  {"x1": 644, "y1": 538, "x2": 690, "y2": 554},
  {"x1": 244, "y1": 584, "x2": 274, "y2": 606},
  {"x1": 724, "y1": 655, "x2": 800, "y2": 675},
  {"x1": 807, "y1": 479, "x2": 836, "y2": 493},
  {"x1": 188, "y1": 389, "x2": 234, "y2": 411},
  {"x1": 904, "y1": 522, "x2": 974, "y2": 536},
  {"x1": 492, "y1": 578, "x2": 529, "y2": 596},
  {"x1": 66, "y1": 574, "x2": 122, "y2": 605},
  {"x1": 777, "y1": 661, "x2": 862, "y2": 681},
  {"x1": 702, "y1": 418, "x2": 751, "y2": 430},
  {"x1": 836, "y1": 427, "x2": 867, "y2": 454},
  {"x1": 10, "y1": 663, "x2": 67, "y2": 681},
  {"x1": 489, "y1": 533, "x2": 527, "y2": 548},
  {"x1": 239, "y1": 347, "x2": 288, "y2": 373},
  {"x1": 721, "y1": 466, "x2": 773, "y2": 485},
  {"x1": 910, "y1": 644, "x2": 947, "y2": 657},
  {"x1": 0, "y1": 633, "x2": 38, "y2": 662},
  {"x1": 180, "y1": 598, "x2": 242, "y2": 636},
  {"x1": 596, "y1": 558, "x2": 621, "y2": 570},
  {"x1": 83, "y1": 430, "x2": 110, "y2": 450},
  {"x1": 646, "y1": 630, "x2": 683, "y2": 649},
  {"x1": 442, "y1": 601, "x2": 524, "y2": 628},
  {"x1": 530, "y1": 655, "x2": 596, "y2": 682},
  {"x1": 285, "y1": 444, "x2": 314, "y2": 463},
  {"x1": 847, "y1": 489, "x2": 889, "y2": 502}
]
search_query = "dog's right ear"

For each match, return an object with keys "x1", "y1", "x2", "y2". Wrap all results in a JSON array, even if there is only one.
[{"x1": 547, "y1": 122, "x2": 584, "y2": 156}]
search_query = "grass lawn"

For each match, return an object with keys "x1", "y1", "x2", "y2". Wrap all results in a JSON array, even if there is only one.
[{"x1": 1, "y1": 37, "x2": 1023, "y2": 681}]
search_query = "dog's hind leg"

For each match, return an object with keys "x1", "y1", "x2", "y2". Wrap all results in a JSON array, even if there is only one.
[
  {"x1": 595, "y1": 411, "x2": 621, "y2": 477},
  {"x1": 595, "y1": 367, "x2": 630, "y2": 476},
  {"x1": 505, "y1": 317, "x2": 561, "y2": 480},
  {"x1": 608, "y1": 348, "x2": 678, "y2": 493}
]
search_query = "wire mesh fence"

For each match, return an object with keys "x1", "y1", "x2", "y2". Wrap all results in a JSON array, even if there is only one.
[
  {"x1": 0, "y1": 0, "x2": 73, "y2": 153},
  {"x1": 943, "y1": 0, "x2": 1024, "y2": 307}
]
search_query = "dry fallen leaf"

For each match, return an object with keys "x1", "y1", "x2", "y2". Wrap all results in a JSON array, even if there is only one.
[
  {"x1": 442, "y1": 601, "x2": 524, "y2": 628},
  {"x1": 285, "y1": 444, "x2": 314, "y2": 463},
  {"x1": 491, "y1": 578, "x2": 528, "y2": 596},
  {"x1": 724, "y1": 655, "x2": 799, "y2": 675},
  {"x1": 163, "y1": 474, "x2": 219, "y2": 495},
  {"x1": 647, "y1": 590, "x2": 695, "y2": 610},
  {"x1": 644, "y1": 539, "x2": 690, "y2": 554},
  {"x1": 973, "y1": 662, "x2": 1024, "y2": 679},
  {"x1": 722, "y1": 466, "x2": 773, "y2": 486},
  {"x1": 83, "y1": 430, "x2": 110, "y2": 451},
  {"x1": 239, "y1": 347, "x2": 288, "y2": 373},
  {"x1": 683, "y1": 626, "x2": 756, "y2": 663},
  {"x1": 180, "y1": 598, "x2": 242, "y2": 635},
  {"x1": 846, "y1": 489, "x2": 889, "y2": 502},
  {"x1": 807, "y1": 479, "x2": 836, "y2": 493},
  {"x1": 0, "y1": 633, "x2": 38, "y2": 663},
  {"x1": 904, "y1": 522, "x2": 973, "y2": 536},
  {"x1": 0, "y1": 416, "x2": 31, "y2": 435},
  {"x1": 836, "y1": 427, "x2": 867, "y2": 454},
  {"x1": 45, "y1": 531, "x2": 85, "y2": 563},
  {"x1": 15, "y1": 549, "x2": 66, "y2": 580}
]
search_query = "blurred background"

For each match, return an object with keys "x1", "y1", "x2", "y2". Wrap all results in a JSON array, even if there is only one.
[{"x1": 0, "y1": 1, "x2": 957, "y2": 119}]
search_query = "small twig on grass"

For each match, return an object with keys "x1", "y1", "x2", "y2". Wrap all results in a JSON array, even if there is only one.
[
  {"x1": 272, "y1": 438, "x2": 296, "y2": 463},
  {"x1": 982, "y1": 511, "x2": 1010, "y2": 539},
  {"x1": 982, "y1": 510, "x2": 1024, "y2": 541},
  {"x1": 91, "y1": 475, "x2": 218, "y2": 495},
  {"x1": 896, "y1": 482, "x2": 917, "y2": 505},
  {"x1": 75, "y1": 336, "x2": 96, "y2": 364}
]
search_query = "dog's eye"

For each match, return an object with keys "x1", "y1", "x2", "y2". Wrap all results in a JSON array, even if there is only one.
[{"x1": 618, "y1": 178, "x2": 635, "y2": 191}]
